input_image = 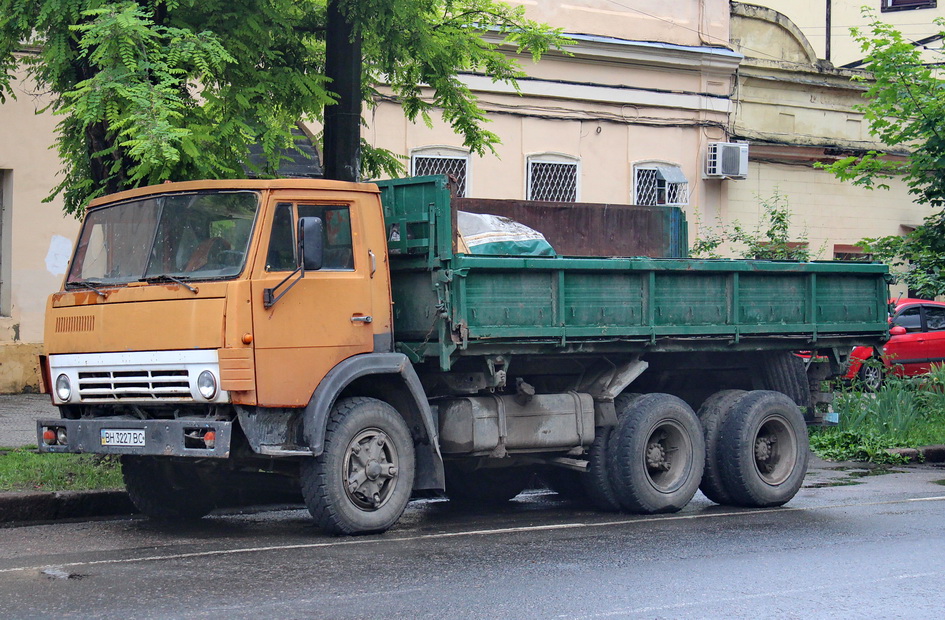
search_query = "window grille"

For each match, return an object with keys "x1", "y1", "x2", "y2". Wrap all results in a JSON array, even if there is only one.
[
  {"x1": 635, "y1": 165, "x2": 688, "y2": 206},
  {"x1": 527, "y1": 160, "x2": 577, "y2": 202},
  {"x1": 882, "y1": 0, "x2": 935, "y2": 12},
  {"x1": 412, "y1": 156, "x2": 468, "y2": 197}
]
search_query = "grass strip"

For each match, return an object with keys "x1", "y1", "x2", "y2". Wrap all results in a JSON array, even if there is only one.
[{"x1": 0, "y1": 446, "x2": 123, "y2": 492}]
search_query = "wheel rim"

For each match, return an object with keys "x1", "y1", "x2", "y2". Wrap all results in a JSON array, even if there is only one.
[
  {"x1": 752, "y1": 414, "x2": 797, "y2": 486},
  {"x1": 862, "y1": 365, "x2": 882, "y2": 391},
  {"x1": 641, "y1": 419, "x2": 693, "y2": 493},
  {"x1": 343, "y1": 427, "x2": 400, "y2": 511}
]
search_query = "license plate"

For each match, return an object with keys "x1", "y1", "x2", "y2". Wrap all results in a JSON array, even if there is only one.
[{"x1": 101, "y1": 429, "x2": 146, "y2": 447}]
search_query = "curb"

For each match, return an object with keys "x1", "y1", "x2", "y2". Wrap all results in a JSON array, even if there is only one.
[
  {"x1": 0, "y1": 490, "x2": 135, "y2": 523},
  {"x1": 887, "y1": 444, "x2": 945, "y2": 463}
]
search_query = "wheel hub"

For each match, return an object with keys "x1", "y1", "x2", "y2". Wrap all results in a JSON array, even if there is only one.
[
  {"x1": 344, "y1": 429, "x2": 399, "y2": 510},
  {"x1": 755, "y1": 436, "x2": 775, "y2": 469},
  {"x1": 646, "y1": 442, "x2": 671, "y2": 471}
]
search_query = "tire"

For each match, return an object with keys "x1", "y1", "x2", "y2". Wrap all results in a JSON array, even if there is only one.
[
  {"x1": 540, "y1": 468, "x2": 589, "y2": 503},
  {"x1": 756, "y1": 352, "x2": 812, "y2": 413},
  {"x1": 608, "y1": 393, "x2": 705, "y2": 514},
  {"x1": 445, "y1": 465, "x2": 532, "y2": 505},
  {"x1": 581, "y1": 392, "x2": 643, "y2": 512},
  {"x1": 857, "y1": 358, "x2": 883, "y2": 392},
  {"x1": 301, "y1": 397, "x2": 415, "y2": 535},
  {"x1": 121, "y1": 456, "x2": 216, "y2": 520},
  {"x1": 718, "y1": 390, "x2": 809, "y2": 508},
  {"x1": 696, "y1": 389, "x2": 747, "y2": 505}
]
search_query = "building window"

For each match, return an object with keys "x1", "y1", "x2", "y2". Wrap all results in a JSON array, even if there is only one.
[
  {"x1": 882, "y1": 0, "x2": 936, "y2": 11},
  {"x1": 526, "y1": 154, "x2": 578, "y2": 202},
  {"x1": 634, "y1": 163, "x2": 689, "y2": 206},
  {"x1": 411, "y1": 147, "x2": 469, "y2": 197},
  {"x1": 833, "y1": 244, "x2": 872, "y2": 261}
]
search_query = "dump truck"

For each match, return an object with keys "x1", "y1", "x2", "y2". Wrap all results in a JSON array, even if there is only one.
[{"x1": 37, "y1": 175, "x2": 889, "y2": 534}]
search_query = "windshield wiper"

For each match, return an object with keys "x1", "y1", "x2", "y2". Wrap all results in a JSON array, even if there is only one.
[
  {"x1": 66, "y1": 281, "x2": 107, "y2": 298},
  {"x1": 140, "y1": 274, "x2": 199, "y2": 294}
]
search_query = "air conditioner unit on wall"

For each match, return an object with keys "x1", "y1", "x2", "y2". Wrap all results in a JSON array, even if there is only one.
[{"x1": 705, "y1": 142, "x2": 749, "y2": 179}]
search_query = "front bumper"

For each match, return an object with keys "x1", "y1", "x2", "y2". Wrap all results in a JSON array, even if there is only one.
[{"x1": 37, "y1": 418, "x2": 233, "y2": 458}]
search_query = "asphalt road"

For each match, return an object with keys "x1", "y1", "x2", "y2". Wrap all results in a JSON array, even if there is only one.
[{"x1": 2, "y1": 460, "x2": 945, "y2": 619}]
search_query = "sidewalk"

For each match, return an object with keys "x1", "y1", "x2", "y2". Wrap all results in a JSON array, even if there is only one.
[{"x1": 0, "y1": 393, "x2": 59, "y2": 448}]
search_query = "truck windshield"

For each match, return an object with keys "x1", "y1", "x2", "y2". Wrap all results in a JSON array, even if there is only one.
[{"x1": 66, "y1": 191, "x2": 259, "y2": 286}]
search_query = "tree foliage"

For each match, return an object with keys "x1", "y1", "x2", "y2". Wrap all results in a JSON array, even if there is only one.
[
  {"x1": 820, "y1": 11, "x2": 945, "y2": 296},
  {"x1": 0, "y1": 0, "x2": 566, "y2": 214},
  {"x1": 690, "y1": 190, "x2": 813, "y2": 261}
]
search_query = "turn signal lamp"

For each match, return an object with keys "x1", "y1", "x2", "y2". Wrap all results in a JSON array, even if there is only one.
[
  {"x1": 42, "y1": 428, "x2": 56, "y2": 446},
  {"x1": 204, "y1": 430, "x2": 216, "y2": 449}
]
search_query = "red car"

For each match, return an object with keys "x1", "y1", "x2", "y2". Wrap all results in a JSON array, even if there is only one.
[{"x1": 845, "y1": 298, "x2": 945, "y2": 389}]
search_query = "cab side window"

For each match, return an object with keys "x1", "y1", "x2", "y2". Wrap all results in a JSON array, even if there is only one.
[
  {"x1": 925, "y1": 306, "x2": 945, "y2": 331},
  {"x1": 266, "y1": 203, "x2": 296, "y2": 272},
  {"x1": 298, "y1": 205, "x2": 354, "y2": 270},
  {"x1": 893, "y1": 306, "x2": 923, "y2": 332}
]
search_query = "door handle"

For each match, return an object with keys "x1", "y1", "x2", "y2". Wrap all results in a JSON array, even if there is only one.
[{"x1": 351, "y1": 315, "x2": 373, "y2": 324}]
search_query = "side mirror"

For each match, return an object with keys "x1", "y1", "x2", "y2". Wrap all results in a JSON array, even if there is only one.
[
  {"x1": 890, "y1": 325, "x2": 907, "y2": 336},
  {"x1": 298, "y1": 217, "x2": 324, "y2": 271}
]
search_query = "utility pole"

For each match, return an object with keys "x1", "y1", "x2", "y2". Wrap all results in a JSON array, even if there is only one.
[{"x1": 323, "y1": 0, "x2": 362, "y2": 182}]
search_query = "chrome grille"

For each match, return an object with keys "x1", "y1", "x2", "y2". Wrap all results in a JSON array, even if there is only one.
[{"x1": 77, "y1": 369, "x2": 191, "y2": 401}]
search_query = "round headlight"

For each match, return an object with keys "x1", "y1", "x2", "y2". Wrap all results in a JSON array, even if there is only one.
[
  {"x1": 55, "y1": 374, "x2": 72, "y2": 401},
  {"x1": 197, "y1": 370, "x2": 218, "y2": 400}
]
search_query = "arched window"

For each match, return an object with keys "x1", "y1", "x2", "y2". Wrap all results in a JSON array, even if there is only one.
[
  {"x1": 410, "y1": 146, "x2": 470, "y2": 197},
  {"x1": 526, "y1": 153, "x2": 579, "y2": 202},
  {"x1": 633, "y1": 162, "x2": 689, "y2": 206}
]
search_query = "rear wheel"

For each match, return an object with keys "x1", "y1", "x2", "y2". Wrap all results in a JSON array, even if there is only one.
[
  {"x1": 756, "y1": 351, "x2": 811, "y2": 415},
  {"x1": 696, "y1": 389, "x2": 747, "y2": 505},
  {"x1": 608, "y1": 393, "x2": 705, "y2": 514},
  {"x1": 121, "y1": 456, "x2": 216, "y2": 520},
  {"x1": 581, "y1": 392, "x2": 642, "y2": 512},
  {"x1": 301, "y1": 397, "x2": 415, "y2": 535},
  {"x1": 718, "y1": 390, "x2": 809, "y2": 508}
]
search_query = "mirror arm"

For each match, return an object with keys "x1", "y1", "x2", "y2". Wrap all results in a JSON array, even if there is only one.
[{"x1": 263, "y1": 263, "x2": 305, "y2": 308}]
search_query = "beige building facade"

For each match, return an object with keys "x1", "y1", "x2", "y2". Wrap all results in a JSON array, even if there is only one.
[
  {"x1": 0, "y1": 60, "x2": 79, "y2": 392},
  {"x1": 752, "y1": 0, "x2": 944, "y2": 67},
  {"x1": 728, "y1": 3, "x2": 927, "y2": 297}
]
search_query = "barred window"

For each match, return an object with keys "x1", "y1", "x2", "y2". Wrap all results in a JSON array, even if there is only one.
[
  {"x1": 527, "y1": 155, "x2": 578, "y2": 202},
  {"x1": 882, "y1": 0, "x2": 935, "y2": 12},
  {"x1": 634, "y1": 164, "x2": 689, "y2": 206},
  {"x1": 411, "y1": 147, "x2": 469, "y2": 197}
]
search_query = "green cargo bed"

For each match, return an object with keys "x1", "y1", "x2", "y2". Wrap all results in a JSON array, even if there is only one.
[{"x1": 376, "y1": 176, "x2": 889, "y2": 370}]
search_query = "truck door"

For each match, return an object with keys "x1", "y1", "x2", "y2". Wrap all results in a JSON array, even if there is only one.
[{"x1": 251, "y1": 199, "x2": 374, "y2": 406}]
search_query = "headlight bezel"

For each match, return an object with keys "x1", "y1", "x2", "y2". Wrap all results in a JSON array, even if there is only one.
[
  {"x1": 197, "y1": 370, "x2": 218, "y2": 400},
  {"x1": 55, "y1": 374, "x2": 72, "y2": 402}
]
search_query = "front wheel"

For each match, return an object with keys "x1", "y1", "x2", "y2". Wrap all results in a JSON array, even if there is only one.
[
  {"x1": 301, "y1": 397, "x2": 415, "y2": 535},
  {"x1": 718, "y1": 390, "x2": 809, "y2": 508}
]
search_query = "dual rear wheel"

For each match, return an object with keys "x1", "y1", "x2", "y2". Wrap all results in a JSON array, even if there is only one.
[{"x1": 568, "y1": 389, "x2": 808, "y2": 515}]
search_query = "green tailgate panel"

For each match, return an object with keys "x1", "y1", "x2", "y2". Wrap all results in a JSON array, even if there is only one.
[
  {"x1": 465, "y1": 271, "x2": 555, "y2": 330},
  {"x1": 816, "y1": 274, "x2": 883, "y2": 324},
  {"x1": 653, "y1": 274, "x2": 728, "y2": 326},
  {"x1": 739, "y1": 274, "x2": 808, "y2": 325},
  {"x1": 564, "y1": 273, "x2": 645, "y2": 327}
]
